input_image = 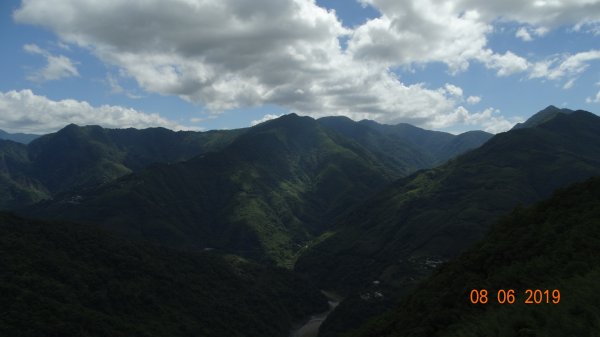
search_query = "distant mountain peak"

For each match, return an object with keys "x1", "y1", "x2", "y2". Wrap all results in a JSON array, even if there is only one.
[
  {"x1": 541, "y1": 104, "x2": 560, "y2": 111},
  {"x1": 0, "y1": 129, "x2": 40, "y2": 144},
  {"x1": 512, "y1": 105, "x2": 575, "y2": 130},
  {"x1": 317, "y1": 115, "x2": 355, "y2": 123},
  {"x1": 254, "y1": 112, "x2": 316, "y2": 130}
]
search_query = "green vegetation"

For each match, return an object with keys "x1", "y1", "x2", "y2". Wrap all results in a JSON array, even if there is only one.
[
  {"x1": 24, "y1": 114, "x2": 490, "y2": 267},
  {"x1": 349, "y1": 176, "x2": 600, "y2": 337},
  {"x1": 0, "y1": 212, "x2": 327, "y2": 337},
  {"x1": 26, "y1": 115, "x2": 393, "y2": 266},
  {"x1": 0, "y1": 124, "x2": 243, "y2": 208},
  {"x1": 2, "y1": 107, "x2": 598, "y2": 336},
  {"x1": 511, "y1": 105, "x2": 573, "y2": 129},
  {"x1": 318, "y1": 116, "x2": 492, "y2": 171},
  {"x1": 296, "y1": 109, "x2": 600, "y2": 335},
  {"x1": 0, "y1": 140, "x2": 49, "y2": 208},
  {"x1": 27, "y1": 124, "x2": 244, "y2": 194}
]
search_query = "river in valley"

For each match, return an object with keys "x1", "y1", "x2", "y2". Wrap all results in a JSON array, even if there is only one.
[{"x1": 289, "y1": 291, "x2": 342, "y2": 337}]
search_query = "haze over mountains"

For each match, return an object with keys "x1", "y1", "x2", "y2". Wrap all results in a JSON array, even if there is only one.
[
  {"x1": 1, "y1": 106, "x2": 599, "y2": 336},
  {"x1": 0, "y1": 129, "x2": 39, "y2": 144}
]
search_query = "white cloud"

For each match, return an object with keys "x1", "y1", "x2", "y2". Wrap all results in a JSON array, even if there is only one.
[
  {"x1": 478, "y1": 50, "x2": 530, "y2": 77},
  {"x1": 16, "y1": 0, "x2": 590, "y2": 132},
  {"x1": 515, "y1": 26, "x2": 550, "y2": 41},
  {"x1": 538, "y1": 50, "x2": 600, "y2": 79},
  {"x1": 23, "y1": 43, "x2": 43, "y2": 55},
  {"x1": 23, "y1": 44, "x2": 79, "y2": 82},
  {"x1": 534, "y1": 26, "x2": 550, "y2": 36},
  {"x1": 15, "y1": 0, "x2": 351, "y2": 111},
  {"x1": 14, "y1": 0, "x2": 499, "y2": 131},
  {"x1": 0, "y1": 89, "x2": 192, "y2": 134},
  {"x1": 444, "y1": 84, "x2": 463, "y2": 97},
  {"x1": 432, "y1": 106, "x2": 521, "y2": 133},
  {"x1": 350, "y1": 1, "x2": 491, "y2": 73},
  {"x1": 250, "y1": 114, "x2": 284, "y2": 126},
  {"x1": 587, "y1": 90, "x2": 600, "y2": 103},
  {"x1": 355, "y1": 0, "x2": 600, "y2": 74},
  {"x1": 456, "y1": 0, "x2": 600, "y2": 28},
  {"x1": 529, "y1": 50, "x2": 600, "y2": 87},
  {"x1": 466, "y1": 95, "x2": 482, "y2": 104},
  {"x1": 516, "y1": 27, "x2": 533, "y2": 41},
  {"x1": 563, "y1": 78, "x2": 576, "y2": 89}
]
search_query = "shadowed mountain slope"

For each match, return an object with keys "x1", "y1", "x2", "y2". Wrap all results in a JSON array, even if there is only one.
[
  {"x1": 318, "y1": 116, "x2": 492, "y2": 169},
  {"x1": 0, "y1": 212, "x2": 327, "y2": 337},
  {"x1": 0, "y1": 125, "x2": 243, "y2": 208},
  {"x1": 298, "y1": 109, "x2": 600, "y2": 290},
  {"x1": 350, "y1": 176, "x2": 600, "y2": 337},
  {"x1": 25, "y1": 115, "x2": 405, "y2": 265},
  {"x1": 16, "y1": 114, "x2": 492, "y2": 266},
  {"x1": 512, "y1": 105, "x2": 573, "y2": 130},
  {"x1": 296, "y1": 109, "x2": 600, "y2": 336},
  {"x1": 0, "y1": 140, "x2": 48, "y2": 209}
]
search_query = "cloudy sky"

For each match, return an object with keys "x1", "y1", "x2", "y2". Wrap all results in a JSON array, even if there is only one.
[{"x1": 1, "y1": 0, "x2": 600, "y2": 134}]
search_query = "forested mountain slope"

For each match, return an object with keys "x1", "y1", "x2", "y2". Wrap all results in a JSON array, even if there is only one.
[
  {"x1": 0, "y1": 125, "x2": 242, "y2": 208},
  {"x1": 351, "y1": 176, "x2": 600, "y2": 337},
  {"x1": 297, "y1": 109, "x2": 600, "y2": 336},
  {"x1": 0, "y1": 212, "x2": 327, "y2": 337}
]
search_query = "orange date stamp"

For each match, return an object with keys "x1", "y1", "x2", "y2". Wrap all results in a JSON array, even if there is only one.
[{"x1": 469, "y1": 289, "x2": 560, "y2": 304}]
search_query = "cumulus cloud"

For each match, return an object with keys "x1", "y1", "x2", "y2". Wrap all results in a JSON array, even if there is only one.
[
  {"x1": 16, "y1": 0, "x2": 350, "y2": 111},
  {"x1": 516, "y1": 27, "x2": 533, "y2": 41},
  {"x1": 0, "y1": 89, "x2": 192, "y2": 134},
  {"x1": 355, "y1": 0, "x2": 599, "y2": 73},
  {"x1": 250, "y1": 114, "x2": 284, "y2": 126},
  {"x1": 478, "y1": 50, "x2": 530, "y2": 76},
  {"x1": 432, "y1": 107, "x2": 521, "y2": 133},
  {"x1": 457, "y1": 0, "x2": 600, "y2": 28},
  {"x1": 16, "y1": 0, "x2": 596, "y2": 132},
  {"x1": 466, "y1": 95, "x2": 482, "y2": 104},
  {"x1": 23, "y1": 43, "x2": 79, "y2": 82},
  {"x1": 14, "y1": 0, "x2": 512, "y2": 131},
  {"x1": 350, "y1": 1, "x2": 491, "y2": 73},
  {"x1": 516, "y1": 26, "x2": 549, "y2": 41},
  {"x1": 444, "y1": 84, "x2": 464, "y2": 97}
]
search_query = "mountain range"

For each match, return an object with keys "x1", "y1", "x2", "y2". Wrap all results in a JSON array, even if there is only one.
[
  {"x1": 295, "y1": 106, "x2": 600, "y2": 336},
  {"x1": 14, "y1": 115, "x2": 490, "y2": 266},
  {"x1": 0, "y1": 125, "x2": 243, "y2": 209},
  {"x1": 350, "y1": 176, "x2": 600, "y2": 337},
  {"x1": 1, "y1": 105, "x2": 599, "y2": 336},
  {"x1": 0, "y1": 129, "x2": 39, "y2": 144}
]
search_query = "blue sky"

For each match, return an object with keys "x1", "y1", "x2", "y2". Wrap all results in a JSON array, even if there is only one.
[{"x1": 1, "y1": 0, "x2": 599, "y2": 134}]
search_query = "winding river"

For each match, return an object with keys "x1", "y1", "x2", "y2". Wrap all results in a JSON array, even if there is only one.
[{"x1": 289, "y1": 291, "x2": 342, "y2": 337}]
